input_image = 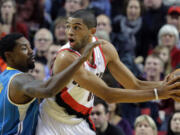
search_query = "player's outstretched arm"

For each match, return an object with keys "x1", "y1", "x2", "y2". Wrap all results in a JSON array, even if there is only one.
[
  {"x1": 100, "y1": 39, "x2": 180, "y2": 95},
  {"x1": 10, "y1": 41, "x2": 100, "y2": 99},
  {"x1": 72, "y1": 61, "x2": 180, "y2": 103}
]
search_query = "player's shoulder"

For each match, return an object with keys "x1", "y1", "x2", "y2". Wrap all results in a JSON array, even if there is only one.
[
  {"x1": 56, "y1": 44, "x2": 80, "y2": 62},
  {"x1": 11, "y1": 73, "x2": 34, "y2": 86},
  {"x1": 98, "y1": 39, "x2": 117, "y2": 54},
  {"x1": 55, "y1": 49, "x2": 80, "y2": 67}
]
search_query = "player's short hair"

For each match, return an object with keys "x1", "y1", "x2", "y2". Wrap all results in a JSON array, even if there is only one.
[
  {"x1": 0, "y1": 33, "x2": 24, "y2": 61},
  {"x1": 70, "y1": 9, "x2": 97, "y2": 28}
]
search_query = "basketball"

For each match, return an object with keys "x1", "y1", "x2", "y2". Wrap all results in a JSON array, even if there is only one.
[{"x1": 167, "y1": 68, "x2": 180, "y2": 101}]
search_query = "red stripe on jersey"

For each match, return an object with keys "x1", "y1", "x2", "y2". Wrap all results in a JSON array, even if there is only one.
[
  {"x1": 61, "y1": 87, "x2": 68, "y2": 93},
  {"x1": 99, "y1": 45, "x2": 107, "y2": 68},
  {"x1": 86, "y1": 37, "x2": 99, "y2": 68},
  {"x1": 94, "y1": 36, "x2": 106, "y2": 68},
  {"x1": 60, "y1": 90, "x2": 92, "y2": 115},
  {"x1": 88, "y1": 116, "x2": 96, "y2": 131},
  {"x1": 87, "y1": 49, "x2": 97, "y2": 68}
]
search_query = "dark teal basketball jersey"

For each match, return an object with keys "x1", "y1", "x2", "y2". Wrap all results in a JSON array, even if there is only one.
[{"x1": 0, "y1": 67, "x2": 39, "y2": 135}]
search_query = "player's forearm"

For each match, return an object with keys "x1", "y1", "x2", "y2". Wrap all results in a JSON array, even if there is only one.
[
  {"x1": 25, "y1": 57, "x2": 85, "y2": 98},
  {"x1": 103, "y1": 87, "x2": 163, "y2": 103},
  {"x1": 136, "y1": 79, "x2": 163, "y2": 90},
  {"x1": 42, "y1": 57, "x2": 85, "y2": 96}
]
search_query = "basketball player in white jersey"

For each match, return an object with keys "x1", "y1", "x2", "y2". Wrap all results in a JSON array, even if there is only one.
[{"x1": 36, "y1": 9, "x2": 180, "y2": 135}]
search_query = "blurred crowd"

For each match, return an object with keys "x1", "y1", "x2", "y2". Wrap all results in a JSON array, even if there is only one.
[{"x1": 0, "y1": 0, "x2": 180, "y2": 135}]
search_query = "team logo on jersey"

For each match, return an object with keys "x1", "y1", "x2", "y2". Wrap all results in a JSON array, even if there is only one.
[{"x1": 0, "y1": 83, "x2": 3, "y2": 93}]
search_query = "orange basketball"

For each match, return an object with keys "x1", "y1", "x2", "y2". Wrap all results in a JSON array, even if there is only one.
[{"x1": 167, "y1": 68, "x2": 180, "y2": 102}]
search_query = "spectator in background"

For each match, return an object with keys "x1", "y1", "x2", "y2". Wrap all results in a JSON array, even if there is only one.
[
  {"x1": 34, "y1": 28, "x2": 53, "y2": 64},
  {"x1": 16, "y1": 0, "x2": 51, "y2": 41},
  {"x1": 0, "y1": 0, "x2": 28, "y2": 38},
  {"x1": 96, "y1": 14, "x2": 112, "y2": 37},
  {"x1": 158, "y1": 24, "x2": 180, "y2": 69},
  {"x1": 30, "y1": 61, "x2": 46, "y2": 80},
  {"x1": 140, "y1": 0, "x2": 168, "y2": 59},
  {"x1": 144, "y1": 54, "x2": 164, "y2": 81},
  {"x1": 112, "y1": 0, "x2": 143, "y2": 77},
  {"x1": 95, "y1": 30, "x2": 110, "y2": 42},
  {"x1": 40, "y1": 0, "x2": 53, "y2": 26},
  {"x1": 175, "y1": 102, "x2": 180, "y2": 111},
  {"x1": 58, "y1": 0, "x2": 84, "y2": 17},
  {"x1": 113, "y1": 0, "x2": 143, "y2": 57},
  {"x1": 88, "y1": 0, "x2": 111, "y2": 17},
  {"x1": 81, "y1": 0, "x2": 90, "y2": 9},
  {"x1": 167, "y1": 111, "x2": 180, "y2": 135},
  {"x1": 96, "y1": 14, "x2": 115, "y2": 43},
  {"x1": 166, "y1": 6, "x2": 180, "y2": 49},
  {"x1": 163, "y1": 0, "x2": 177, "y2": 6},
  {"x1": 52, "y1": 16, "x2": 68, "y2": 45},
  {"x1": 134, "y1": 115, "x2": 158, "y2": 135},
  {"x1": 140, "y1": 54, "x2": 164, "y2": 129},
  {"x1": 91, "y1": 97, "x2": 125, "y2": 135},
  {"x1": 147, "y1": 51, "x2": 174, "y2": 132},
  {"x1": 45, "y1": 44, "x2": 61, "y2": 80},
  {"x1": 108, "y1": 103, "x2": 133, "y2": 135},
  {"x1": 153, "y1": 46, "x2": 172, "y2": 76},
  {"x1": 167, "y1": 6, "x2": 180, "y2": 33}
]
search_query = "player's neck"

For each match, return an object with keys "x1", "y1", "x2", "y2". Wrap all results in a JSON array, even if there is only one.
[{"x1": 79, "y1": 36, "x2": 93, "y2": 53}]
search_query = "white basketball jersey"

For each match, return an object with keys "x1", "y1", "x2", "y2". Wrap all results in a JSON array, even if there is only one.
[{"x1": 39, "y1": 37, "x2": 106, "y2": 128}]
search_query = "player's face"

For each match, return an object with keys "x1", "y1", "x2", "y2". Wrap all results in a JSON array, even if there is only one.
[
  {"x1": 66, "y1": 17, "x2": 91, "y2": 50},
  {"x1": 10, "y1": 37, "x2": 35, "y2": 72}
]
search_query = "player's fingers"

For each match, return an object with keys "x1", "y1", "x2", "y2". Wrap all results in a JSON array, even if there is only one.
[
  {"x1": 167, "y1": 76, "x2": 180, "y2": 85},
  {"x1": 169, "y1": 95, "x2": 180, "y2": 102},
  {"x1": 164, "y1": 74, "x2": 170, "y2": 82},
  {"x1": 168, "y1": 87, "x2": 180, "y2": 95}
]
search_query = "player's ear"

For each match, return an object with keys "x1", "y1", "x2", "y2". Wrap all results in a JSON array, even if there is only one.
[
  {"x1": 90, "y1": 28, "x2": 96, "y2": 35},
  {"x1": 4, "y1": 51, "x2": 14, "y2": 62}
]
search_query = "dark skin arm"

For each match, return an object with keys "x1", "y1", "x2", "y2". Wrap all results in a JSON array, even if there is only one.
[
  {"x1": 102, "y1": 39, "x2": 163, "y2": 90},
  {"x1": 101, "y1": 39, "x2": 180, "y2": 100},
  {"x1": 53, "y1": 40, "x2": 180, "y2": 103},
  {"x1": 9, "y1": 41, "x2": 100, "y2": 104}
]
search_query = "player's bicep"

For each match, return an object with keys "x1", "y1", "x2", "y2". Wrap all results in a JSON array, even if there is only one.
[
  {"x1": 11, "y1": 74, "x2": 44, "y2": 96},
  {"x1": 102, "y1": 41, "x2": 139, "y2": 89},
  {"x1": 73, "y1": 67, "x2": 109, "y2": 97}
]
